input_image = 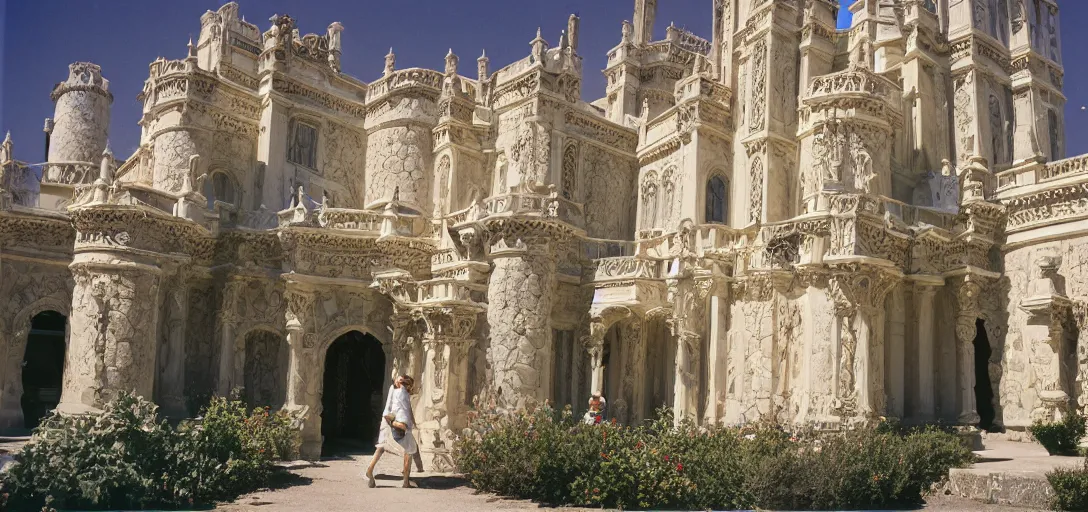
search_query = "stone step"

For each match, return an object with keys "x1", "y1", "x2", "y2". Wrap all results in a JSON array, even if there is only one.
[
  {"x1": 945, "y1": 467, "x2": 1053, "y2": 509},
  {"x1": 943, "y1": 438, "x2": 1083, "y2": 509}
]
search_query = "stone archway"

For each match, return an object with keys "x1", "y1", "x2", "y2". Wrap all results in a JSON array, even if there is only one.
[
  {"x1": 241, "y1": 329, "x2": 289, "y2": 410},
  {"x1": 21, "y1": 311, "x2": 68, "y2": 429},
  {"x1": 320, "y1": 330, "x2": 386, "y2": 455}
]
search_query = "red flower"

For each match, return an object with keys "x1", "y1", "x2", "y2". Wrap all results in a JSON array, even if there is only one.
[
  {"x1": 635, "y1": 440, "x2": 644, "y2": 449},
  {"x1": 676, "y1": 463, "x2": 683, "y2": 471},
  {"x1": 664, "y1": 455, "x2": 670, "y2": 462},
  {"x1": 600, "y1": 452, "x2": 608, "y2": 459},
  {"x1": 593, "y1": 488, "x2": 600, "y2": 494}
]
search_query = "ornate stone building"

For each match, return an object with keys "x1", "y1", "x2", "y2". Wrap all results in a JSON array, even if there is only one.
[{"x1": 0, "y1": 0, "x2": 1078, "y2": 465}]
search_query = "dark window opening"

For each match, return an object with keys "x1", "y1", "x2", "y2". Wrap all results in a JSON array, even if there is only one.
[{"x1": 974, "y1": 319, "x2": 997, "y2": 431}]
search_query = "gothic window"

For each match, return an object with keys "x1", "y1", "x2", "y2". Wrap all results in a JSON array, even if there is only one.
[
  {"x1": 205, "y1": 171, "x2": 237, "y2": 209},
  {"x1": 287, "y1": 119, "x2": 318, "y2": 169},
  {"x1": 1048, "y1": 109, "x2": 1062, "y2": 161},
  {"x1": 706, "y1": 175, "x2": 728, "y2": 224},
  {"x1": 561, "y1": 143, "x2": 577, "y2": 200}
]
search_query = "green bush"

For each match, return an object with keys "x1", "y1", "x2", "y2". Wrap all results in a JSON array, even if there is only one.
[
  {"x1": 1031, "y1": 412, "x2": 1087, "y2": 456},
  {"x1": 455, "y1": 406, "x2": 975, "y2": 511},
  {"x1": 1048, "y1": 459, "x2": 1088, "y2": 511},
  {"x1": 0, "y1": 392, "x2": 297, "y2": 510}
]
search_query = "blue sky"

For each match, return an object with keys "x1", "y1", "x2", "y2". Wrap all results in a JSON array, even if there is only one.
[{"x1": 1, "y1": 0, "x2": 1084, "y2": 163}]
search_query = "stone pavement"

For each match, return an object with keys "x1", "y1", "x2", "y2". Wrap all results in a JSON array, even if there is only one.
[
  {"x1": 217, "y1": 451, "x2": 1035, "y2": 512},
  {"x1": 945, "y1": 437, "x2": 1081, "y2": 509}
]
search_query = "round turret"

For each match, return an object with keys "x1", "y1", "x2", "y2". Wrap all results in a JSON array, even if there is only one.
[{"x1": 46, "y1": 62, "x2": 113, "y2": 183}]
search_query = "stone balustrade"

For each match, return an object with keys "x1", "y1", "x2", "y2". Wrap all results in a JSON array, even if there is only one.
[
  {"x1": 147, "y1": 58, "x2": 189, "y2": 80},
  {"x1": 42, "y1": 161, "x2": 98, "y2": 186},
  {"x1": 1039, "y1": 154, "x2": 1088, "y2": 183},
  {"x1": 364, "y1": 68, "x2": 445, "y2": 103},
  {"x1": 316, "y1": 207, "x2": 429, "y2": 237},
  {"x1": 592, "y1": 256, "x2": 660, "y2": 282},
  {"x1": 582, "y1": 238, "x2": 637, "y2": 259},
  {"x1": 806, "y1": 67, "x2": 900, "y2": 108}
]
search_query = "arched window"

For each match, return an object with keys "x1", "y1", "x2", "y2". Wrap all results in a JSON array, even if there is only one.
[
  {"x1": 205, "y1": 171, "x2": 237, "y2": 209},
  {"x1": 705, "y1": 175, "x2": 728, "y2": 224}
]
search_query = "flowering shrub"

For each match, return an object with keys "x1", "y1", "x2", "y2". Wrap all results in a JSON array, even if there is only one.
[
  {"x1": 455, "y1": 405, "x2": 974, "y2": 511},
  {"x1": 1048, "y1": 459, "x2": 1088, "y2": 511},
  {"x1": 1031, "y1": 412, "x2": 1087, "y2": 456},
  {"x1": 0, "y1": 392, "x2": 298, "y2": 511}
]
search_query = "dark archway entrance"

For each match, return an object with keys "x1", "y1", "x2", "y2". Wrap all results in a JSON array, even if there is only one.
[
  {"x1": 974, "y1": 319, "x2": 996, "y2": 431},
  {"x1": 321, "y1": 331, "x2": 385, "y2": 455},
  {"x1": 22, "y1": 311, "x2": 67, "y2": 429}
]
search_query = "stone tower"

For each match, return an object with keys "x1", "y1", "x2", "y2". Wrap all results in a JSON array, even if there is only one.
[{"x1": 42, "y1": 62, "x2": 112, "y2": 207}]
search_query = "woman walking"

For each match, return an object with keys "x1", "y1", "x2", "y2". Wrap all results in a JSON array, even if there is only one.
[{"x1": 364, "y1": 375, "x2": 420, "y2": 488}]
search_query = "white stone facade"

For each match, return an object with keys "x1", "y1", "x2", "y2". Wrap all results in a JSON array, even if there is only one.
[{"x1": 0, "y1": 0, "x2": 1079, "y2": 466}]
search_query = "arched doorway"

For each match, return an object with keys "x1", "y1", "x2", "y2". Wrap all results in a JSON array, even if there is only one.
[
  {"x1": 242, "y1": 330, "x2": 288, "y2": 410},
  {"x1": 22, "y1": 311, "x2": 67, "y2": 429},
  {"x1": 973, "y1": 319, "x2": 996, "y2": 431},
  {"x1": 321, "y1": 331, "x2": 386, "y2": 455}
]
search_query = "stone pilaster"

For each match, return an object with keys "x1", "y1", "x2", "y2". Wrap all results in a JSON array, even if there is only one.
[
  {"x1": 485, "y1": 234, "x2": 557, "y2": 410},
  {"x1": 1020, "y1": 252, "x2": 1074, "y2": 422}
]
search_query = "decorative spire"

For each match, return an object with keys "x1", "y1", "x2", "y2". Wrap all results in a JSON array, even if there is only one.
[
  {"x1": 477, "y1": 49, "x2": 490, "y2": 81},
  {"x1": 187, "y1": 36, "x2": 197, "y2": 59},
  {"x1": 445, "y1": 48, "x2": 459, "y2": 75},
  {"x1": 2, "y1": 131, "x2": 10, "y2": 145},
  {"x1": 530, "y1": 27, "x2": 548, "y2": 63}
]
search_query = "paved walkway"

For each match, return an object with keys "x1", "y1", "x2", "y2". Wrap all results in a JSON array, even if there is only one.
[{"x1": 217, "y1": 451, "x2": 1035, "y2": 512}]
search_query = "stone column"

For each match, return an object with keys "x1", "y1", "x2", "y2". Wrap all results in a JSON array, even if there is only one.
[
  {"x1": 283, "y1": 288, "x2": 321, "y2": 460},
  {"x1": 622, "y1": 321, "x2": 647, "y2": 423},
  {"x1": 158, "y1": 269, "x2": 189, "y2": 419},
  {"x1": 885, "y1": 287, "x2": 906, "y2": 419},
  {"x1": 672, "y1": 330, "x2": 702, "y2": 422},
  {"x1": 58, "y1": 259, "x2": 163, "y2": 414},
  {"x1": 417, "y1": 306, "x2": 480, "y2": 472},
  {"x1": 485, "y1": 238, "x2": 556, "y2": 410},
  {"x1": 215, "y1": 279, "x2": 244, "y2": 396},
  {"x1": 951, "y1": 274, "x2": 982, "y2": 425},
  {"x1": 914, "y1": 284, "x2": 938, "y2": 421},
  {"x1": 704, "y1": 286, "x2": 729, "y2": 425},
  {"x1": 829, "y1": 266, "x2": 898, "y2": 423}
]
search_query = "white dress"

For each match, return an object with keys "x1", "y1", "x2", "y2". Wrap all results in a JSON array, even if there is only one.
[{"x1": 376, "y1": 385, "x2": 417, "y2": 455}]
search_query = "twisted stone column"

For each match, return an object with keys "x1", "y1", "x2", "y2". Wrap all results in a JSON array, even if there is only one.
[
  {"x1": 952, "y1": 275, "x2": 983, "y2": 425},
  {"x1": 58, "y1": 260, "x2": 163, "y2": 414},
  {"x1": 486, "y1": 238, "x2": 556, "y2": 410}
]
